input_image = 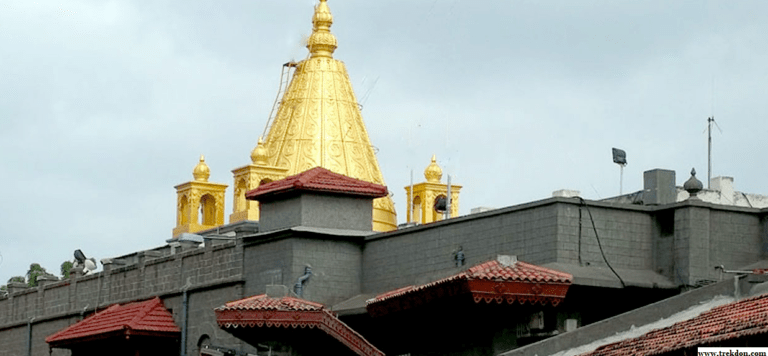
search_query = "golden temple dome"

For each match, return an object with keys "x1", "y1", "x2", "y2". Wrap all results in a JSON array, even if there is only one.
[
  {"x1": 424, "y1": 155, "x2": 443, "y2": 183},
  {"x1": 260, "y1": 0, "x2": 398, "y2": 231},
  {"x1": 250, "y1": 137, "x2": 269, "y2": 166},
  {"x1": 193, "y1": 155, "x2": 210, "y2": 182}
]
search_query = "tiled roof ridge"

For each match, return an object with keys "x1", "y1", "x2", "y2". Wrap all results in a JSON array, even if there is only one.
[
  {"x1": 46, "y1": 297, "x2": 180, "y2": 346},
  {"x1": 219, "y1": 294, "x2": 326, "y2": 311},
  {"x1": 246, "y1": 167, "x2": 388, "y2": 200},
  {"x1": 215, "y1": 294, "x2": 384, "y2": 356},
  {"x1": 126, "y1": 297, "x2": 162, "y2": 330},
  {"x1": 368, "y1": 258, "x2": 573, "y2": 305}
]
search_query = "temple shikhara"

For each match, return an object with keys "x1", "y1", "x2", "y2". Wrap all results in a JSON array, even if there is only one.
[{"x1": 3, "y1": 1, "x2": 768, "y2": 356}]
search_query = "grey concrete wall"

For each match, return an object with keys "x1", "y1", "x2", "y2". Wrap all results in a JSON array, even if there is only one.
[
  {"x1": 259, "y1": 194, "x2": 374, "y2": 232},
  {"x1": 182, "y1": 285, "x2": 256, "y2": 356},
  {"x1": 243, "y1": 238, "x2": 292, "y2": 297},
  {"x1": 259, "y1": 195, "x2": 303, "y2": 232},
  {"x1": 556, "y1": 203, "x2": 655, "y2": 269},
  {"x1": 673, "y1": 205, "x2": 763, "y2": 286},
  {"x1": 674, "y1": 204, "x2": 710, "y2": 286},
  {"x1": 0, "y1": 242, "x2": 244, "y2": 356},
  {"x1": 362, "y1": 200, "x2": 562, "y2": 295},
  {"x1": 290, "y1": 237, "x2": 363, "y2": 306},
  {"x1": 362, "y1": 199, "x2": 660, "y2": 295},
  {"x1": 301, "y1": 195, "x2": 373, "y2": 231},
  {"x1": 708, "y1": 209, "x2": 762, "y2": 273}
]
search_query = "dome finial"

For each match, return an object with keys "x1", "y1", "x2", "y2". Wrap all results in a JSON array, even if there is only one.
[
  {"x1": 424, "y1": 155, "x2": 443, "y2": 183},
  {"x1": 193, "y1": 155, "x2": 211, "y2": 182},
  {"x1": 307, "y1": 0, "x2": 337, "y2": 58},
  {"x1": 251, "y1": 137, "x2": 269, "y2": 165},
  {"x1": 683, "y1": 167, "x2": 703, "y2": 199}
]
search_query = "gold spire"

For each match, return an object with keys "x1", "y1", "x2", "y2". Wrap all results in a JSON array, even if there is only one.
[
  {"x1": 193, "y1": 155, "x2": 210, "y2": 182},
  {"x1": 250, "y1": 137, "x2": 269, "y2": 165},
  {"x1": 307, "y1": 0, "x2": 337, "y2": 58},
  {"x1": 261, "y1": 0, "x2": 397, "y2": 231},
  {"x1": 424, "y1": 155, "x2": 442, "y2": 183}
]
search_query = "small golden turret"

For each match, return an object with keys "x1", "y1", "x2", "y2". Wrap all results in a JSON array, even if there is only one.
[
  {"x1": 251, "y1": 137, "x2": 269, "y2": 166},
  {"x1": 406, "y1": 156, "x2": 462, "y2": 225},
  {"x1": 173, "y1": 155, "x2": 228, "y2": 238},
  {"x1": 424, "y1": 155, "x2": 443, "y2": 183},
  {"x1": 193, "y1": 155, "x2": 210, "y2": 182}
]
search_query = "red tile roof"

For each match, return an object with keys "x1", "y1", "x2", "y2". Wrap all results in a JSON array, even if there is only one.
[
  {"x1": 219, "y1": 293, "x2": 325, "y2": 311},
  {"x1": 245, "y1": 167, "x2": 388, "y2": 201},
  {"x1": 216, "y1": 294, "x2": 384, "y2": 356},
  {"x1": 46, "y1": 297, "x2": 180, "y2": 347},
  {"x1": 578, "y1": 293, "x2": 768, "y2": 356},
  {"x1": 367, "y1": 257, "x2": 572, "y2": 317},
  {"x1": 466, "y1": 258, "x2": 573, "y2": 283}
]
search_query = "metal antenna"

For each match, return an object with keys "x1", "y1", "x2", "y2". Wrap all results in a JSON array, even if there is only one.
[
  {"x1": 706, "y1": 116, "x2": 723, "y2": 188},
  {"x1": 445, "y1": 175, "x2": 452, "y2": 220}
]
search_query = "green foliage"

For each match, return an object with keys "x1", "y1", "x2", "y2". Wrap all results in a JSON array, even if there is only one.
[
  {"x1": 7, "y1": 276, "x2": 25, "y2": 284},
  {"x1": 26, "y1": 263, "x2": 48, "y2": 287},
  {"x1": 61, "y1": 261, "x2": 74, "y2": 279}
]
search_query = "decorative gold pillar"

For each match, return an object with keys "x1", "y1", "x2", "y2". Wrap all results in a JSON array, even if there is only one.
[
  {"x1": 230, "y1": 138, "x2": 288, "y2": 223},
  {"x1": 172, "y1": 155, "x2": 228, "y2": 238},
  {"x1": 405, "y1": 155, "x2": 462, "y2": 224}
]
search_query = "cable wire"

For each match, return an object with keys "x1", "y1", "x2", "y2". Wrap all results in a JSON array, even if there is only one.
[{"x1": 579, "y1": 197, "x2": 626, "y2": 288}]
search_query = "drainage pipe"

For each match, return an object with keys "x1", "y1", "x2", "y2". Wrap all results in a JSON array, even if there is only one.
[
  {"x1": 294, "y1": 265, "x2": 312, "y2": 297},
  {"x1": 26, "y1": 317, "x2": 35, "y2": 356},
  {"x1": 180, "y1": 277, "x2": 192, "y2": 356}
]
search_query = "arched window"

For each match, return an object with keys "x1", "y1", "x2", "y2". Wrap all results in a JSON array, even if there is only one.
[
  {"x1": 197, "y1": 334, "x2": 211, "y2": 356},
  {"x1": 433, "y1": 194, "x2": 447, "y2": 222},
  {"x1": 199, "y1": 194, "x2": 216, "y2": 225},
  {"x1": 412, "y1": 196, "x2": 422, "y2": 223}
]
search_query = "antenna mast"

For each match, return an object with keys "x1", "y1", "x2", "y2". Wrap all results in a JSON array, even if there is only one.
[
  {"x1": 706, "y1": 116, "x2": 722, "y2": 189},
  {"x1": 707, "y1": 116, "x2": 713, "y2": 188}
]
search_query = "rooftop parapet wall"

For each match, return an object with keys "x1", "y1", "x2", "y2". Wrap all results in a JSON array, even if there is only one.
[
  {"x1": 362, "y1": 199, "x2": 563, "y2": 295},
  {"x1": 0, "y1": 240, "x2": 243, "y2": 330},
  {"x1": 555, "y1": 202, "x2": 654, "y2": 270},
  {"x1": 362, "y1": 197, "x2": 768, "y2": 294}
]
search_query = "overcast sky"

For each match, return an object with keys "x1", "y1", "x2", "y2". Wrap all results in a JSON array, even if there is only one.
[{"x1": 1, "y1": 0, "x2": 766, "y2": 284}]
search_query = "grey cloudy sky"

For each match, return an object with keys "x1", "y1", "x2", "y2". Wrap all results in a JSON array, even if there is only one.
[{"x1": 1, "y1": 1, "x2": 766, "y2": 284}]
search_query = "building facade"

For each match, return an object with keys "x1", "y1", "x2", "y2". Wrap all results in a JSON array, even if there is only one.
[{"x1": 2, "y1": 1, "x2": 768, "y2": 355}]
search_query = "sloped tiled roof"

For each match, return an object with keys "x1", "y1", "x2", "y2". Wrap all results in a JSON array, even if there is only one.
[
  {"x1": 466, "y1": 258, "x2": 573, "y2": 283},
  {"x1": 218, "y1": 293, "x2": 325, "y2": 312},
  {"x1": 367, "y1": 257, "x2": 572, "y2": 317},
  {"x1": 579, "y1": 293, "x2": 768, "y2": 356},
  {"x1": 216, "y1": 294, "x2": 384, "y2": 356},
  {"x1": 245, "y1": 167, "x2": 388, "y2": 201},
  {"x1": 46, "y1": 297, "x2": 180, "y2": 347}
]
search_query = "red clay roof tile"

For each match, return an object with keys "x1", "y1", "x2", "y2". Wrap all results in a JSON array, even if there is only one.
[
  {"x1": 216, "y1": 294, "x2": 384, "y2": 356},
  {"x1": 578, "y1": 293, "x2": 768, "y2": 356},
  {"x1": 46, "y1": 297, "x2": 179, "y2": 346},
  {"x1": 218, "y1": 294, "x2": 325, "y2": 312},
  {"x1": 366, "y1": 257, "x2": 573, "y2": 317},
  {"x1": 368, "y1": 257, "x2": 573, "y2": 305},
  {"x1": 245, "y1": 167, "x2": 388, "y2": 201}
]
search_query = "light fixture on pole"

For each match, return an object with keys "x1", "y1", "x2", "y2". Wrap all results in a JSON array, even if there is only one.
[{"x1": 612, "y1": 148, "x2": 627, "y2": 195}]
